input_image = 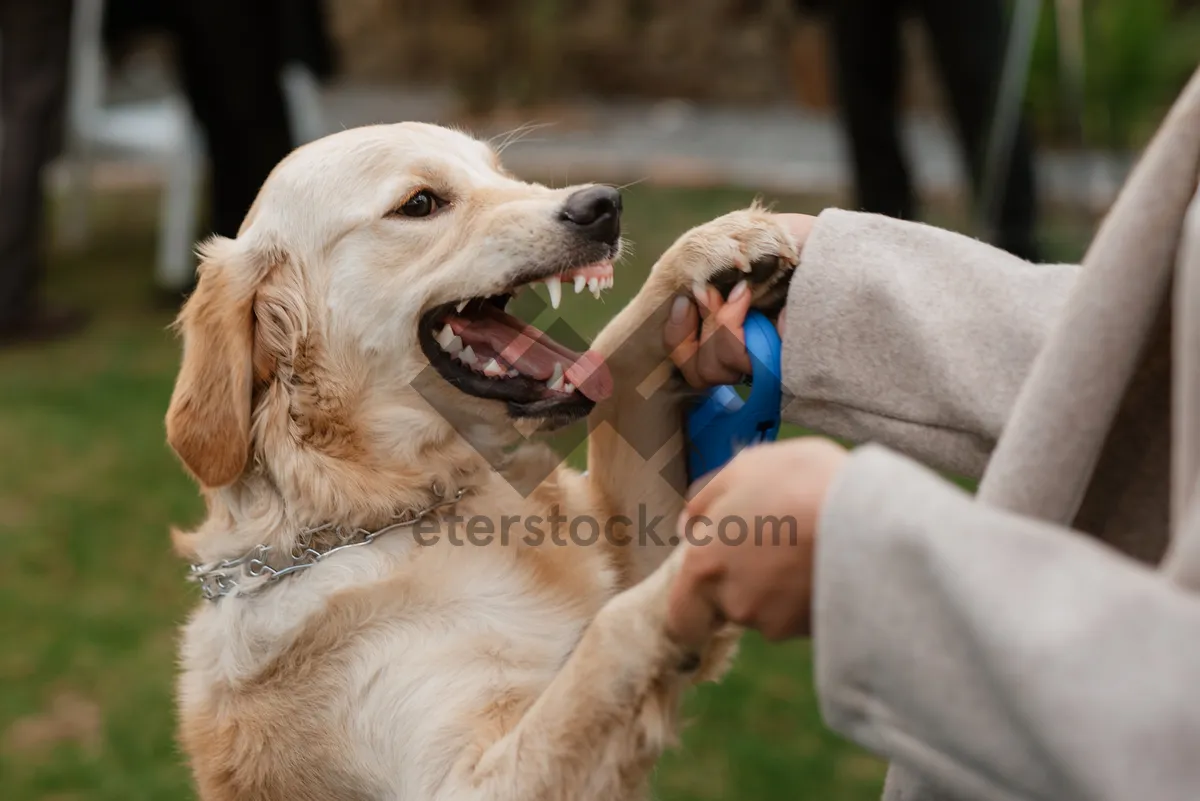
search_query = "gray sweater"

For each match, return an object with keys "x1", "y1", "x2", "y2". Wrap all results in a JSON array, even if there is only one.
[{"x1": 780, "y1": 66, "x2": 1200, "y2": 801}]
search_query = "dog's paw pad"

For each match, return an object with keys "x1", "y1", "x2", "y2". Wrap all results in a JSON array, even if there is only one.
[
  {"x1": 707, "y1": 254, "x2": 791, "y2": 301},
  {"x1": 657, "y1": 210, "x2": 798, "y2": 312}
]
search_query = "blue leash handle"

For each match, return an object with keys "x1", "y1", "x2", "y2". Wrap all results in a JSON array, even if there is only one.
[{"x1": 685, "y1": 310, "x2": 783, "y2": 482}]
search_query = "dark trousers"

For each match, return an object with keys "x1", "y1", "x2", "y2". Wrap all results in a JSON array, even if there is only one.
[
  {"x1": 827, "y1": 0, "x2": 1040, "y2": 260},
  {"x1": 104, "y1": 0, "x2": 297, "y2": 240},
  {"x1": 0, "y1": 0, "x2": 73, "y2": 324},
  {"x1": 171, "y1": 0, "x2": 295, "y2": 239}
]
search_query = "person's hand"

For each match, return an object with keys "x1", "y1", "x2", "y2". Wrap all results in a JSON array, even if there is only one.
[
  {"x1": 664, "y1": 213, "x2": 816, "y2": 388},
  {"x1": 666, "y1": 437, "x2": 849, "y2": 645}
]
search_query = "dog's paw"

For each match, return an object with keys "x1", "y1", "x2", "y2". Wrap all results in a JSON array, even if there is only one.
[
  {"x1": 689, "y1": 623, "x2": 741, "y2": 684},
  {"x1": 587, "y1": 544, "x2": 686, "y2": 672},
  {"x1": 652, "y1": 545, "x2": 743, "y2": 681},
  {"x1": 619, "y1": 540, "x2": 689, "y2": 614},
  {"x1": 599, "y1": 542, "x2": 741, "y2": 682},
  {"x1": 638, "y1": 544, "x2": 739, "y2": 678},
  {"x1": 651, "y1": 206, "x2": 800, "y2": 312}
]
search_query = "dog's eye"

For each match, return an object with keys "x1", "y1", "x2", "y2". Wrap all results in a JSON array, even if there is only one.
[{"x1": 395, "y1": 190, "x2": 442, "y2": 218}]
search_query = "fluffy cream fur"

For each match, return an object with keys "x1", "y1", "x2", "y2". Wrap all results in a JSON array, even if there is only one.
[{"x1": 167, "y1": 122, "x2": 799, "y2": 801}]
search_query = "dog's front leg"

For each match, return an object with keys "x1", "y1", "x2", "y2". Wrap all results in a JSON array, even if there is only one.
[
  {"x1": 585, "y1": 207, "x2": 800, "y2": 581},
  {"x1": 445, "y1": 547, "x2": 730, "y2": 801}
]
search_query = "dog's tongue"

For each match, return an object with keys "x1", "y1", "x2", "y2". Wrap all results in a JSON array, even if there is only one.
[
  {"x1": 562, "y1": 350, "x2": 610, "y2": 401},
  {"x1": 448, "y1": 310, "x2": 612, "y2": 402}
]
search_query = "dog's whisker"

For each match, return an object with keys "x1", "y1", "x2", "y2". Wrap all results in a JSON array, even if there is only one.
[{"x1": 491, "y1": 121, "x2": 556, "y2": 155}]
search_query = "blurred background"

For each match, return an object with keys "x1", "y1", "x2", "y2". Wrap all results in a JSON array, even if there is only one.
[{"x1": 2, "y1": 1, "x2": 1198, "y2": 799}]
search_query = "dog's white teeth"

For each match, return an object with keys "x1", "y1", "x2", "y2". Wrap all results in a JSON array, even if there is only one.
[
  {"x1": 507, "y1": 368, "x2": 520, "y2": 378},
  {"x1": 563, "y1": 382, "x2": 575, "y2": 394},
  {"x1": 546, "y1": 362, "x2": 565, "y2": 391},
  {"x1": 459, "y1": 345, "x2": 477, "y2": 367},
  {"x1": 544, "y1": 276, "x2": 562, "y2": 310},
  {"x1": 574, "y1": 275, "x2": 587, "y2": 294},
  {"x1": 483, "y1": 358, "x2": 505, "y2": 377},
  {"x1": 435, "y1": 325, "x2": 465, "y2": 356},
  {"x1": 455, "y1": 300, "x2": 469, "y2": 313},
  {"x1": 588, "y1": 277, "x2": 600, "y2": 298},
  {"x1": 603, "y1": 276, "x2": 613, "y2": 290}
]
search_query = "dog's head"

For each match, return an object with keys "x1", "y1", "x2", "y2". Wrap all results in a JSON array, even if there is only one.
[{"x1": 165, "y1": 123, "x2": 619, "y2": 497}]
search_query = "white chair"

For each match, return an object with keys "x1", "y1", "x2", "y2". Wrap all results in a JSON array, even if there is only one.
[
  {"x1": 58, "y1": 0, "x2": 326, "y2": 291},
  {"x1": 282, "y1": 61, "x2": 327, "y2": 146}
]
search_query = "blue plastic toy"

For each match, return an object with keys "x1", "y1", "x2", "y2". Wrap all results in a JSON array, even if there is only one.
[{"x1": 685, "y1": 309, "x2": 783, "y2": 482}]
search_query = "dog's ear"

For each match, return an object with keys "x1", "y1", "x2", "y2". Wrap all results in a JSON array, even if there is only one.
[{"x1": 166, "y1": 235, "x2": 277, "y2": 488}]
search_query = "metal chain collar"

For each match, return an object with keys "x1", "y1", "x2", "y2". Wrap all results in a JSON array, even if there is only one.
[{"x1": 188, "y1": 486, "x2": 467, "y2": 602}]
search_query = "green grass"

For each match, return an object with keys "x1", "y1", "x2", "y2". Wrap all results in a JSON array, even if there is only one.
[{"x1": 0, "y1": 184, "x2": 1093, "y2": 800}]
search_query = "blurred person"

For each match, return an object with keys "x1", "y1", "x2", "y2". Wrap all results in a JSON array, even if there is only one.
[
  {"x1": 104, "y1": 0, "x2": 335, "y2": 297},
  {"x1": 663, "y1": 65, "x2": 1200, "y2": 801},
  {"x1": 0, "y1": 0, "x2": 89, "y2": 347},
  {"x1": 812, "y1": 0, "x2": 1041, "y2": 261}
]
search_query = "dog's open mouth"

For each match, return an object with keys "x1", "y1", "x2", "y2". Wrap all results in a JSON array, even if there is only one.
[{"x1": 419, "y1": 261, "x2": 616, "y2": 421}]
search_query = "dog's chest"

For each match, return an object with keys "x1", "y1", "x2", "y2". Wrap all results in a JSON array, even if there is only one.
[
  {"x1": 179, "y1": 536, "x2": 620, "y2": 798},
  {"x1": 350, "y1": 547, "x2": 619, "y2": 795},
  {"x1": 183, "y1": 534, "x2": 614, "y2": 679}
]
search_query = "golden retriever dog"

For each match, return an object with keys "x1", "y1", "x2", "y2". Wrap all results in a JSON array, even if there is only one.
[{"x1": 167, "y1": 122, "x2": 799, "y2": 801}]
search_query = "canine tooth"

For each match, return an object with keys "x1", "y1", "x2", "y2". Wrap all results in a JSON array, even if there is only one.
[
  {"x1": 436, "y1": 324, "x2": 456, "y2": 351},
  {"x1": 545, "y1": 276, "x2": 562, "y2": 310},
  {"x1": 574, "y1": 275, "x2": 587, "y2": 294},
  {"x1": 548, "y1": 362, "x2": 564, "y2": 386},
  {"x1": 455, "y1": 300, "x2": 469, "y2": 313},
  {"x1": 459, "y1": 345, "x2": 477, "y2": 366},
  {"x1": 547, "y1": 374, "x2": 564, "y2": 392},
  {"x1": 447, "y1": 335, "x2": 464, "y2": 355},
  {"x1": 483, "y1": 358, "x2": 505, "y2": 377}
]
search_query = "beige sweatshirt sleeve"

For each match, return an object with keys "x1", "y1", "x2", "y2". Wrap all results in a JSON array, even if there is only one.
[
  {"x1": 814, "y1": 445, "x2": 1200, "y2": 801},
  {"x1": 781, "y1": 210, "x2": 1079, "y2": 479}
]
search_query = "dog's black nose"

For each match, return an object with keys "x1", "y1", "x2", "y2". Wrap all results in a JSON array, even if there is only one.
[{"x1": 560, "y1": 186, "x2": 622, "y2": 245}]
